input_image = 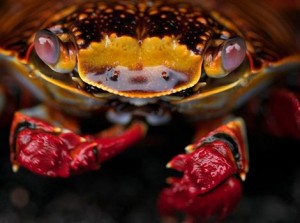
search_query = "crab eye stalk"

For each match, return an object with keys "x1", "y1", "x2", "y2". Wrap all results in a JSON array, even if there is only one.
[
  {"x1": 34, "y1": 29, "x2": 76, "y2": 73},
  {"x1": 203, "y1": 37, "x2": 246, "y2": 78}
]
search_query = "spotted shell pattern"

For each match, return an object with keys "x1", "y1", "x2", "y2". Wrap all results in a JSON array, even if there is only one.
[{"x1": 0, "y1": 0, "x2": 299, "y2": 117}]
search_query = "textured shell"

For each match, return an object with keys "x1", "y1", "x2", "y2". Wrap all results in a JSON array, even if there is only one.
[
  {"x1": 0, "y1": 0, "x2": 299, "y2": 117},
  {"x1": 0, "y1": 0, "x2": 298, "y2": 60}
]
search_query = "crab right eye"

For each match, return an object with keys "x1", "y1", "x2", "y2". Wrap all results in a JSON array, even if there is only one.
[
  {"x1": 34, "y1": 29, "x2": 76, "y2": 73},
  {"x1": 203, "y1": 36, "x2": 247, "y2": 78},
  {"x1": 34, "y1": 30, "x2": 60, "y2": 65},
  {"x1": 221, "y1": 37, "x2": 247, "y2": 73}
]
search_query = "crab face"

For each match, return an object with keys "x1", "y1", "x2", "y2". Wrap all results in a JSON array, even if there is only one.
[
  {"x1": 28, "y1": 1, "x2": 251, "y2": 109},
  {"x1": 33, "y1": 4, "x2": 247, "y2": 99}
]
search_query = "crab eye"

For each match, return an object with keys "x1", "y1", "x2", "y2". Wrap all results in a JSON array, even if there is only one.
[
  {"x1": 34, "y1": 30, "x2": 60, "y2": 65},
  {"x1": 222, "y1": 37, "x2": 247, "y2": 72},
  {"x1": 204, "y1": 37, "x2": 246, "y2": 78},
  {"x1": 34, "y1": 29, "x2": 76, "y2": 73}
]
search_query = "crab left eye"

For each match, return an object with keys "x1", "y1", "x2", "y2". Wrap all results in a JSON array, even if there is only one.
[
  {"x1": 204, "y1": 36, "x2": 247, "y2": 78},
  {"x1": 34, "y1": 29, "x2": 76, "y2": 73}
]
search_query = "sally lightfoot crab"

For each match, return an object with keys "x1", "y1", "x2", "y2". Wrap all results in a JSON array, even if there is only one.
[{"x1": 0, "y1": 0, "x2": 299, "y2": 222}]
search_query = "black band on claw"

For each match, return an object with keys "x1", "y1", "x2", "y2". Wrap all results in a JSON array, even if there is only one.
[
  {"x1": 12, "y1": 121, "x2": 36, "y2": 160},
  {"x1": 202, "y1": 133, "x2": 241, "y2": 169}
]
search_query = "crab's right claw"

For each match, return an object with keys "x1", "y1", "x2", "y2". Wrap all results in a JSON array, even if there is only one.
[{"x1": 159, "y1": 118, "x2": 249, "y2": 222}]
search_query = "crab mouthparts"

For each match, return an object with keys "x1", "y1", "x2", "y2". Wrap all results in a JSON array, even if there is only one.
[
  {"x1": 84, "y1": 65, "x2": 189, "y2": 97},
  {"x1": 77, "y1": 35, "x2": 203, "y2": 98}
]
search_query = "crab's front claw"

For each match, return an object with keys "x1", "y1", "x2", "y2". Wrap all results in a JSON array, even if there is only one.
[
  {"x1": 159, "y1": 118, "x2": 248, "y2": 222},
  {"x1": 10, "y1": 111, "x2": 147, "y2": 177},
  {"x1": 159, "y1": 177, "x2": 242, "y2": 223}
]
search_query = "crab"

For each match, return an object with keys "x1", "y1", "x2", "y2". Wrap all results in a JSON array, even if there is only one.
[{"x1": 0, "y1": 0, "x2": 299, "y2": 222}]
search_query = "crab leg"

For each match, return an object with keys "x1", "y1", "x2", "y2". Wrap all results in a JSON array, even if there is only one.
[
  {"x1": 10, "y1": 106, "x2": 147, "y2": 177},
  {"x1": 158, "y1": 118, "x2": 249, "y2": 222},
  {"x1": 0, "y1": 80, "x2": 34, "y2": 128},
  {"x1": 264, "y1": 89, "x2": 300, "y2": 140}
]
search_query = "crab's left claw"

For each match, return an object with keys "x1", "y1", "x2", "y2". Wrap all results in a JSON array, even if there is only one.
[
  {"x1": 159, "y1": 118, "x2": 249, "y2": 222},
  {"x1": 10, "y1": 111, "x2": 147, "y2": 177}
]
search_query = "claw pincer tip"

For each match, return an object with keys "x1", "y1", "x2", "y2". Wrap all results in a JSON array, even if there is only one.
[{"x1": 12, "y1": 164, "x2": 19, "y2": 173}]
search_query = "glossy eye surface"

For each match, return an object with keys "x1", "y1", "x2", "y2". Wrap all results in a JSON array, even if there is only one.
[
  {"x1": 204, "y1": 36, "x2": 247, "y2": 78},
  {"x1": 222, "y1": 37, "x2": 247, "y2": 73},
  {"x1": 33, "y1": 30, "x2": 76, "y2": 73},
  {"x1": 34, "y1": 30, "x2": 60, "y2": 65}
]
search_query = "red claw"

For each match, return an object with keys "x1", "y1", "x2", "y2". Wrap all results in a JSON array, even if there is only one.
[
  {"x1": 15, "y1": 128, "x2": 73, "y2": 177},
  {"x1": 159, "y1": 118, "x2": 248, "y2": 222},
  {"x1": 159, "y1": 177, "x2": 242, "y2": 222},
  {"x1": 167, "y1": 141, "x2": 238, "y2": 196},
  {"x1": 10, "y1": 112, "x2": 147, "y2": 177}
]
